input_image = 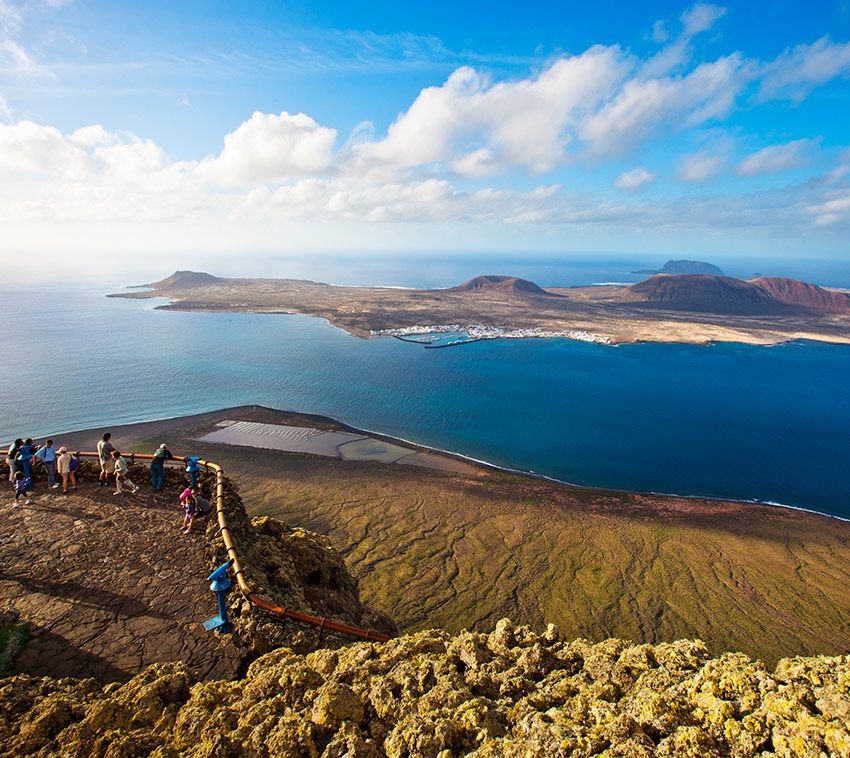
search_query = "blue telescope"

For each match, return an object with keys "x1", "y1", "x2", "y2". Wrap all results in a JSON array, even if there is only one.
[{"x1": 203, "y1": 559, "x2": 234, "y2": 634}]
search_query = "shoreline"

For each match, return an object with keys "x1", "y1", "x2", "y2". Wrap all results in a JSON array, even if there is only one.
[
  {"x1": 107, "y1": 283, "x2": 850, "y2": 348},
  {"x1": 17, "y1": 403, "x2": 848, "y2": 525}
]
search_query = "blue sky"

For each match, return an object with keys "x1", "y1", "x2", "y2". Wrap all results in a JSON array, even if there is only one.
[{"x1": 1, "y1": 0, "x2": 850, "y2": 276}]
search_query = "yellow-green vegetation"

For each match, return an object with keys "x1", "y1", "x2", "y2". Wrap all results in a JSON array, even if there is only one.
[
  {"x1": 224, "y1": 456, "x2": 850, "y2": 668},
  {"x1": 2, "y1": 620, "x2": 848, "y2": 757},
  {"x1": 114, "y1": 406, "x2": 850, "y2": 668}
]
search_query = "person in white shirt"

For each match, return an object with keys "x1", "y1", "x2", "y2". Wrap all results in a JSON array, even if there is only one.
[
  {"x1": 56, "y1": 447, "x2": 76, "y2": 493},
  {"x1": 111, "y1": 450, "x2": 139, "y2": 494}
]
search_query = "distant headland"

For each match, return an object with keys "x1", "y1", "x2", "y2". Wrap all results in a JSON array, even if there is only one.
[
  {"x1": 109, "y1": 269, "x2": 850, "y2": 347},
  {"x1": 632, "y1": 259, "x2": 726, "y2": 276}
]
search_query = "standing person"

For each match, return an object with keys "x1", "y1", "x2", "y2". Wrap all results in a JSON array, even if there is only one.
[
  {"x1": 149, "y1": 443, "x2": 173, "y2": 492},
  {"x1": 97, "y1": 433, "x2": 115, "y2": 487},
  {"x1": 185, "y1": 456, "x2": 201, "y2": 489},
  {"x1": 57, "y1": 447, "x2": 76, "y2": 493},
  {"x1": 112, "y1": 450, "x2": 139, "y2": 494},
  {"x1": 35, "y1": 439, "x2": 58, "y2": 489},
  {"x1": 16, "y1": 439, "x2": 36, "y2": 483},
  {"x1": 13, "y1": 470, "x2": 31, "y2": 507},
  {"x1": 6, "y1": 439, "x2": 22, "y2": 481}
]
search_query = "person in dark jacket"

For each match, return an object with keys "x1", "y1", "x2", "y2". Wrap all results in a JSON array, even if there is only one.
[
  {"x1": 149, "y1": 443, "x2": 173, "y2": 492},
  {"x1": 16, "y1": 439, "x2": 36, "y2": 483}
]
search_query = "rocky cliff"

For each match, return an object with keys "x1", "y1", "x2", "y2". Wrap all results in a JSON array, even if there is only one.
[
  {"x1": 2, "y1": 620, "x2": 848, "y2": 757},
  {"x1": 1, "y1": 471, "x2": 847, "y2": 756}
]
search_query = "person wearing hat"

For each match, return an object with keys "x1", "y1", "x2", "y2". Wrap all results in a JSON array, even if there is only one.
[
  {"x1": 149, "y1": 443, "x2": 173, "y2": 492},
  {"x1": 57, "y1": 447, "x2": 76, "y2": 493}
]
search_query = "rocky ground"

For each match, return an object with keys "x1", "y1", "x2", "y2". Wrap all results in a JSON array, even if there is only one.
[
  {"x1": 0, "y1": 461, "x2": 392, "y2": 684},
  {"x1": 0, "y1": 461, "x2": 243, "y2": 682},
  {"x1": 1, "y1": 620, "x2": 848, "y2": 757}
]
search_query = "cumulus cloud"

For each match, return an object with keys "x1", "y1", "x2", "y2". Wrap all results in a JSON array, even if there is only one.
[
  {"x1": 351, "y1": 47, "x2": 631, "y2": 175},
  {"x1": 759, "y1": 37, "x2": 850, "y2": 101},
  {"x1": 198, "y1": 111, "x2": 337, "y2": 184},
  {"x1": 580, "y1": 54, "x2": 747, "y2": 157},
  {"x1": 736, "y1": 139, "x2": 811, "y2": 176},
  {"x1": 614, "y1": 167, "x2": 655, "y2": 191},
  {"x1": 677, "y1": 150, "x2": 724, "y2": 182},
  {"x1": 0, "y1": 120, "x2": 89, "y2": 175}
]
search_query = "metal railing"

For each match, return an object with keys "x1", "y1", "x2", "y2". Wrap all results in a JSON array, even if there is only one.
[{"x1": 72, "y1": 451, "x2": 392, "y2": 643}]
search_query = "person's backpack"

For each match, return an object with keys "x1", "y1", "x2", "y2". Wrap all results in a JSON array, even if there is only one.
[{"x1": 69, "y1": 456, "x2": 79, "y2": 472}]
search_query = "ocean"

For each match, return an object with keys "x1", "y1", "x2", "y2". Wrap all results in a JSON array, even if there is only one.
[{"x1": 1, "y1": 275, "x2": 849, "y2": 519}]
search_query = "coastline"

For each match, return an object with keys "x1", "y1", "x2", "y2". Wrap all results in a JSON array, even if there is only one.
[
  {"x1": 27, "y1": 403, "x2": 849, "y2": 525},
  {"x1": 107, "y1": 278, "x2": 850, "y2": 348}
]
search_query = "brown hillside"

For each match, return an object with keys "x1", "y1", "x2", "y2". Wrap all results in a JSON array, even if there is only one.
[
  {"x1": 624, "y1": 274, "x2": 801, "y2": 315},
  {"x1": 144, "y1": 270, "x2": 224, "y2": 289},
  {"x1": 449, "y1": 275, "x2": 555, "y2": 296},
  {"x1": 750, "y1": 276, "x2": 850, "y2": 313}
]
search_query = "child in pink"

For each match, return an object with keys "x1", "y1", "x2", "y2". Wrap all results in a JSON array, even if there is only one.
[{"x1": 179, "y1": 487, "x2": 196, "y2": 533}]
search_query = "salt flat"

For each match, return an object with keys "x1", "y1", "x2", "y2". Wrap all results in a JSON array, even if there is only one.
[{"x1": 197, "y1": 419, "x2": 474, "y2": 473}]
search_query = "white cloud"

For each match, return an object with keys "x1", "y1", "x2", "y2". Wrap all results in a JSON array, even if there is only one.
[
  {"x1": 0, "y1": 120, "x2": 89, "y2": 175},
  {"x1": 652, "y1": 20, "x2": 669, "y2": 44},
  {"x1": 0, "y1": 0, "x2": 55, "y2": 77},
  {"x1": 807, "y1": 192, "x2": 850, "y2": 226},
  {"x1": 736, "y1": 139, "x2": 811, "y2": 177},
  {"x1": 680, "y1": 4, "x2": 727, "y2": 37},
  {"x1": 759, "y1": 37, "x2": 850, "y2": 102},
  {"x1": 579, "y1": 54, "x2": 746, "y2": 157},
  {"x1": 0, "y1": 91, "x2": 9, "y2": 119},
  {"x1": 614, "y1": 167, "x2": 655, "y2": 191},
  {"x1": 198, "y1": 111, "x2": 337, "y2": 184},
  {"x1": 677, "y1": 150, "x2": 724, "y2": 181},
  {"x1": 69, "y1": 124, "x2": 120, "y2": 147},
  {"x1": 352, "y1": 47, "x2": 631, "y2": 175}
]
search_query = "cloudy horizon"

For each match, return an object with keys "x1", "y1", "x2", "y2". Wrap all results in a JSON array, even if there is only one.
[{"x1": 1, "y1": 0, "x2": 849, "y2": 279}]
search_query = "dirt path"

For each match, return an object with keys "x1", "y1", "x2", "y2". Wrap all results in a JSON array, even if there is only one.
[{"x1": 0, "y1": 470, "x2": 244, "y2": 683}]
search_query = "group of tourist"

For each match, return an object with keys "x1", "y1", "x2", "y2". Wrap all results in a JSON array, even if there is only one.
[
  {"x1": 7, "y1": 433, "x2": 211, "y2": 533},
  {"x1": 6, "y1": 438, "x2": 78, "y2": 502}
]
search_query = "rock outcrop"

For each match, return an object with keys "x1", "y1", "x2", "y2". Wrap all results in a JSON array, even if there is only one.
[
  {"x1": 2, "y1": 620, "x2": 848, "y2": 757},
  {"x1": 448, "y1": 275, "x2": 556, "y2": 297},
  {"x1": 204, "y1": 476, "x2": 395, "y2": 657}
]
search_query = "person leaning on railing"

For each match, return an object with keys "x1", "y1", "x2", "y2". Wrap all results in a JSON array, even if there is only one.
[{"x1": 149, "y1": 443, "x2": 174, "y2": 492}]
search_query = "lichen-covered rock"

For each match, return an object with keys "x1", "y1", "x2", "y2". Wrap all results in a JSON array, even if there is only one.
[{"x1": 1, "y1": 622, "x2": 847, "y2": 757}]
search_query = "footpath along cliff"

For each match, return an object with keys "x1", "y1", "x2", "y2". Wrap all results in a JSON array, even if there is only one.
[{"x1": 1, "y1": 463, "x2": 848, "y2": 756}]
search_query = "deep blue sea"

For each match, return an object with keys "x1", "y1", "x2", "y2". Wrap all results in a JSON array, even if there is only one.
[{"x1": 2, "y1": 270, "x2": 849, "y2": 519}]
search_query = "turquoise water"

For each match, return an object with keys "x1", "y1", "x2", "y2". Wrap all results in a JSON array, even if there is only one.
[{"x1": 1, "y1": 285, "x2": 849, "y2": 519}]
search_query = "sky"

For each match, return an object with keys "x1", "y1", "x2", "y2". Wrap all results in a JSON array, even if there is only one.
[{"x1": 1, "y1": 0, "x2": 850, "y2": 279}]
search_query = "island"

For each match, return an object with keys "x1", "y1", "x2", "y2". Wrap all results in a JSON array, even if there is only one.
[
  {"x1": 110, "y1": 270, "x2": 850, "y2": 346},
  {"x1": 632, "y1": 258, "x2": 726, "y2": 276}
]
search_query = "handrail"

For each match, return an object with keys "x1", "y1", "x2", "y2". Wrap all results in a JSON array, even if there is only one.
[{"x1": 73, "y1": 451, "x2": 391, "y2": 643}]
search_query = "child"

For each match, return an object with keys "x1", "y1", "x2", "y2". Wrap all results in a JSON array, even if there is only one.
[
  {"x1": 57, "y1": 447, "x2": 76, "y2": 493},
  {"x1": 111, "y1": 450, "x2": 139, "y2": 494},
  {"x1": 180, "y1": 489, "x2": 196, "y2": 533},
  {"x1": 13, "y1": 470, "x2": 31, "y2": 506}
]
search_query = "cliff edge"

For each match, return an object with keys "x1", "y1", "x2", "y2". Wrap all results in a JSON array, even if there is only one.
[{"x1": 2, "y1": 620, "x2": 848, "y2": 757}]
